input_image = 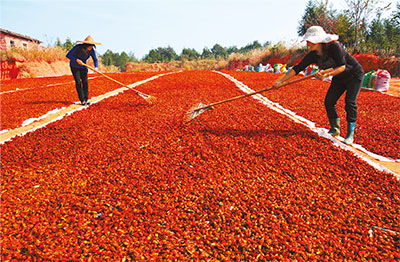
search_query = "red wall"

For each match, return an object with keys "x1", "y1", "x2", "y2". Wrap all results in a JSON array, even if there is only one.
[{"x1": 1, "y1": 60, "x2": 20, "y2": 80}]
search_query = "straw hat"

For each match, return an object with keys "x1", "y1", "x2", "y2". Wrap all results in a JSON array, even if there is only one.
[
  {"x1": 77, "y1": 35, "x2": 101, "y2": 45},
  {"x1": 303, "y1": 26, "x2": 338, "y2": 44}
]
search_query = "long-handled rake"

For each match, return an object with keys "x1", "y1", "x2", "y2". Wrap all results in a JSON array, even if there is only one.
[
  {"x1": 83, "y1": 63, "x2": 156, "y2": 104},
  {"x1": 185, "y1": 68, "x2": 334, "y2": 122}
]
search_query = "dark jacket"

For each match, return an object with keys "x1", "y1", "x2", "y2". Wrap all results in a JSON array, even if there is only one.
[
  {"x1": 292, "y1": 41, "x2": 364, "y2": 81},
  {"x1": 66, "y1": 44, "x2": 98, "y2": 69}
]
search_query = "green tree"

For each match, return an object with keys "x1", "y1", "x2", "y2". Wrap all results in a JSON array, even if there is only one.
[
  {"x1": 393, "y1": 2, "x2": 400, "y2": 28},
  {"x1": 383, "y1": 19, "x2": 399, "y2": 54},
  {"x1": 358, "y1": 1, "x2": 399, "y2": 55},
  {"x1": 239, "y1": 40, "x2": 263, "y2": 53},
  {"x1": 56, "y1": 37, "x2": 75, "y2": 51},
  {"x1": 100, "y1": 50, "x2": 137, "y2": 71},
  {"x1": 101, "y1": 50, "x2": 113, "y2": 66},
  {"x1": 226, "y1": 45, "x2": 239, "y2": 55},
  {"x1": 365, "y1": 14, "x2": 387, "y2": 51},
  {"x1": 143, "y1": 49, "x2": 160, "y2": 63},
  {"x1": 344, "y1": 0, "x2": 391, "y2": 50},
  {"x1": 297, "y1": 0, "x2": 337, "y2": 36},
  {"x1": 388, "y1": 2, "x2": 400, "y2": 54},
  {"x1": 379, "y1": 3, "x2": 400, "y2": 55},
  {"x1": 180, "y1": 48, "x2": 200, "y2": 61},
  {"x1": 211, "y1": 44, "x2": 227, "y2": 59},
  {"x1": 335, "y1": 14, "x2": 356, "y2": 48},
  {"x1": 143, "y1": 46, "x2": 178, "y2": 63},
  {"x1": 201, "y1": 47, "x2": 213, "y2": 59},
  {"x1": 117, "y1": 51, "x2": 130, "y2": 71}
]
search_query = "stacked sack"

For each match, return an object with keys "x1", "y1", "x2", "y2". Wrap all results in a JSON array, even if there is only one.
[
  {"x1": 242, "y1": 63, "x2": 393, "y2": 92},
  {"x1": 256, "y1": 63, "x2": 266, "y2": 72},
  {"x1": 242, "y1": 63, "x2": 313, "y2": 76},
  {"x1": 273, "y1": 64, "x2": 288, "y2": 74},
  {"x1": 264, "y1": 64, "x2": 274, "y2": 72},
  {"x1": 243, "y1": 65, "x2": 255, "y2": 71},
  {"x1": 256, "y1": 63, "x2": 274, "y2": 72},
  {"x1": 304, "y1": 64, "x2": 319, "y2": 76},
  {"x1": 362, "y1": 69, "x2": 391, "y2": 92}
]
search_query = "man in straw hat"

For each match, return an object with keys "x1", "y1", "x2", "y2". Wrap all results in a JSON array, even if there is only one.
[
  {"x1": 66, "y1": 36, "x2": 101, "y2": 105},
  {"x1": 273, "y1": 26, "x2": 364, "y2": 145}
]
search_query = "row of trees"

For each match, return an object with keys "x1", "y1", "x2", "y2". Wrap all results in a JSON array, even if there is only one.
[
  {"x1": 140, "y1": 0, "x2": 399, "y2": 65},
  {"x1": 56, "y1": 39, "x2": 268, "y2": 71},
  {"x1": 298, "y1": 0, "x2": 400, "y2": 54},
  {"x1": 101, "y1": 50, "x2": 136, "y2": 71},
  {"x1": 142, "y1": 41, "x2": 268, "y2": 63},
  {"x1": 56, "y1": 0, "x2": 399, "y2": 71}
]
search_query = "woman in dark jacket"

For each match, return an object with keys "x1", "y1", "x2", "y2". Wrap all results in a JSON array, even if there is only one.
[
  {"x1": 66, "y1": 36, "x2": 101, "y2": 105},
  {"x1": 274, "y1": 26, "x2": 364, "y2": 145}
]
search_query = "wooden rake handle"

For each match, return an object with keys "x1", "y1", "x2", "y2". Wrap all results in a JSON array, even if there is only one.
[
  {"x1": 204, "y1": 68, "x2": 334, "y2": 109},
  {"x1": 83, "y1": 63, "x2": 126, "y2": 87},
  {"x1": 81, "y1": 62, "x2": 156, "y2": 104},
  {"x1": 276, "y1": 67, "x2": 334, "y2": 87},
  {"x1": 82, "y1": 62, "x2": 148, "y2": 96}
]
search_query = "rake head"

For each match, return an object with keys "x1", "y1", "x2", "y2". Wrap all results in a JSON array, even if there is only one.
[
  {"x1": 137, "y1": 92, "x2": 156, "y2": 104},
  {"x1": 184, "y1": 102, "x2": 212, "y2": 122}
]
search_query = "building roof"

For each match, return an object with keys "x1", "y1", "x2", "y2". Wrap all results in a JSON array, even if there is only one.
[{"x1": 0, "y1": 28, "x2": 42, "y2": 43}]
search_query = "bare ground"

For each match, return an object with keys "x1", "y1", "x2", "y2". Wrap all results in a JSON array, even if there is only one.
[{"x1": 388, "y1": 78, "x2": 400, "y2": 97}]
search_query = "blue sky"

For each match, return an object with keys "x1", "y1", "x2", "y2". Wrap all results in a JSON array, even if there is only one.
[{"x1": 0, "y1": 0, "x2": 395, "y2": 59}]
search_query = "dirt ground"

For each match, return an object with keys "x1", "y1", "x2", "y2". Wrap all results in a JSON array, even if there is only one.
[{"x1": 388, "y1": 78, "x2": 400, "y2": 96}]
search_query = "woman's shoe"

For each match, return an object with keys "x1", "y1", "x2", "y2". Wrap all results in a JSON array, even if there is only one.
[
  {"x1": 328, "y1": 118, "x2": 340, "y2": 136},
  {"x1": 343, "y1": 122, "x2": 356, "y2": 145}
]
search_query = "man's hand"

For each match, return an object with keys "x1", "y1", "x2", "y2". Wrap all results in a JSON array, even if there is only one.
[{"x1": 76, "y1": 59, "x2": 84, "y2": 66}]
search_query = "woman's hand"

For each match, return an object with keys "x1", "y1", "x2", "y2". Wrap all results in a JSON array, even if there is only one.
[
  {"x1": 315, "y1": 66, "x2": 345, "y2": 80},
  {"x1": 273, "y1": 80, "x2": 284, "y2": 88},
  {"x1": 314, "y1": 71, "x2": 327, "y2": 80},
  {"x1": 273, "y1": 69, "x2": 296, "y2": 88}
]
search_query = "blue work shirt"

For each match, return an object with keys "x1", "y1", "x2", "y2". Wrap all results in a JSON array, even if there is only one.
[{"x1": 66, "y1": 44, "x2": 99, "y2": 69}]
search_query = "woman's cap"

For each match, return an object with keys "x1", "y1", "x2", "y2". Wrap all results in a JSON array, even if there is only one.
[
  {"x1": 303, "y1": 26, "x2": 338, "y2": 44},
  {"x1": 77, "y1": 36, "x2": 101, "y2": 45}
]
